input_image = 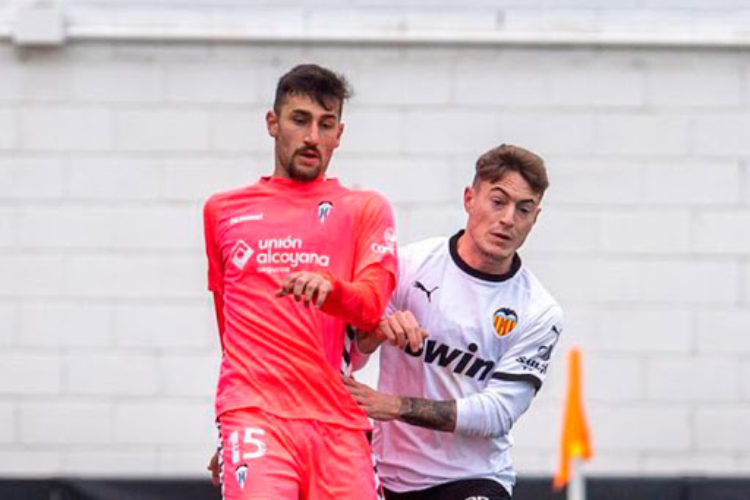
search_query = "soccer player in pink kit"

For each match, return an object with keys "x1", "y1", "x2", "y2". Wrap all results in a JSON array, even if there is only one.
[{"x1": 203, "y1": 64, "x2": 397, "y2": 499}]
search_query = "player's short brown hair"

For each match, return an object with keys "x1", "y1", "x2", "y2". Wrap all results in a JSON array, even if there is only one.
[
  {"x1": 273, "y1": 64, "x2": 352, "y2": 116},
  {"x1": 473, "y1": 144, "x2": 549, "y2": 198}
]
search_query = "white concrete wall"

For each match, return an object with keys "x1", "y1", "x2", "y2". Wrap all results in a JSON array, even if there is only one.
[{"x1": 1, "y1": 0, "x2": 750, "y2": 480}]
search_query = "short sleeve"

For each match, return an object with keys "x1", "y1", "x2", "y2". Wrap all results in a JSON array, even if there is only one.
[
  {"x1": 491, "y1": 305, "x2": 563, "y2": 393},
  {"x1": 203, "y1": 197, "x2": 224, "y2": 292}
]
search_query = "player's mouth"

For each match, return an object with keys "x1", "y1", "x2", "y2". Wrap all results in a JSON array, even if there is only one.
[
  {"x1": 296, "y1": 148, "x2": 321, "y2": 166},
  {"x1": 490, "y1": 232, "x2": 512, "y2": 244}
]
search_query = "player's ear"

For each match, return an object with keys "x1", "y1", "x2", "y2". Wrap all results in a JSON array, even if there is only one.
[
  {"x1": 334, "y1": 122, "x2": 344, "y2": 147},
  {"x1": 533, "y1": 205, "x2": 541, "y2": 224},
  {"x1": 463, "y1": 186, "x2": 475, "y2": 213},
  {"x1": 266, "y1": 110, "x2": 278, "y2": 138}
]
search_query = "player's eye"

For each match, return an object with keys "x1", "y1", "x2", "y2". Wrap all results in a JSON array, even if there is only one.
[
  {"x1": 291, "y1": 114, "x2": 309, "y2": 125},
  {"x1": 518, "y1": 202, "x2": 535, "y2": 215},
  {"x1": 320, "y1": 120, "x2": 336, "y2": 131}
]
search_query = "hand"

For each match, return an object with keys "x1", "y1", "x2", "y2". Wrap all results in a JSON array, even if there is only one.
[
  {"x1": 375, "y1": 310, "x2": 428, "y2": 352},
  {"x1": 207, "y1": 450, "x2": 220, "y2": 487},
  {"x1": 355, "y1": 328, "x2": 384, "y2": 354},
  {"x1": 343, "y1": 376, "x2": 402, "y2": 421},
  {"x1": 276, "y1": 272, "x2": 333, "y2": 307}
]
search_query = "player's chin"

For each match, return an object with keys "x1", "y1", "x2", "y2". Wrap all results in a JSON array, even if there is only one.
[
  {"x1": 484, "y1": 241, "x2": 514, "y2": 261},
  {"x1": 289, "y1": 162, "x2": 322, "y2": 181}
]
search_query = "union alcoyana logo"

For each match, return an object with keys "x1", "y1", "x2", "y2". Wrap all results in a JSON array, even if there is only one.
[{"x1": 492, "y1": 307, "x2": 517, "y2": 337}]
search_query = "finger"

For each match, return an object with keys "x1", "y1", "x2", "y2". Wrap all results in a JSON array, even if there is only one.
[
  {"x1": 387, "y1": 314, "x2": 408, "y2": 349},
  {"x1": 292, "y1": 276, "x2": 307, "y2": 302},
  {"x1": 406, "y1": 328, "x2": 421, "y2": 352},
  {"x1": 346, "y1": 386, "x2": 366, "y2": 401},
  {"x1": 276, "y1": 274, "x2": 297, "y2": 296},
  {"x1": 377, "y1": 322, "x2": 398, "y2": 346},
  {"x1": 314, "y1": 283, "x2": 329, "y2": 308},
  {"x1": 303, "y1": 279, "x2": 318, "y2": 307},
  {"x1": 402, "y1": 312, "x2": 425, "y2": 351}
]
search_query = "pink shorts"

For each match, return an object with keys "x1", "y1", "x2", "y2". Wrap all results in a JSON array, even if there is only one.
[{"x1": 217, "y1": 407, "x2": 378, "y2": 500}]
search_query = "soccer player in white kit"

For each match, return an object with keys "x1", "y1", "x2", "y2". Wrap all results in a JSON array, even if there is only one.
[{"x1": 344, "y1": 144, "x2": 563, "y2": 500}]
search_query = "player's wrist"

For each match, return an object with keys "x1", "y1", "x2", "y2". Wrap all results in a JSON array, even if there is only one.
[
  {"x1": 357, "y1": 335, "x2": 384, "y2": 354},
  {"x1": 396, "y1": 396, "x2": 412, "y2": 421},
  {"x1": 354, "y1": 327, "x2": 385, "y2": 354}
]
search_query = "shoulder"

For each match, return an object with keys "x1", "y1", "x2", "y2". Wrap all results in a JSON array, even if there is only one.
[
  {"x1": 516, "y1": 265, "x2": 564, "y2": 329},
  {"x1": 398, "y1": 237, "x2": 449, "y2": 275},
  {"x1": 338, "y1": 185, "x2": 393, "y2": 211},
  {"x1": 204, "y1": 184, "x2": 258, "y2": 212},
  {"x1": 400, "y1": 237, "x2": 447, "y2": 262}
]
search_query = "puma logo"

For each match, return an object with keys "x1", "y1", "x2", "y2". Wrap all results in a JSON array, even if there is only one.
[{"x1": 413, "y1": 281, "x2": 439, "y2": 302}]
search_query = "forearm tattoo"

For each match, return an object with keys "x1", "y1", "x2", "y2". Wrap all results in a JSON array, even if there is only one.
[{"x1": 398, "y1": 398, "x2": 457, "y2": 432}]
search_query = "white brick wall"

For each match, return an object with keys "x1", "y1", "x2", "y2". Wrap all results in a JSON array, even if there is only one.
[
  {"x1": 113, "y1": 302, "x2": 213, "y2": 349},
  {"x1": 64, "y1": 255, "x2": 204, "y2": 299},
  {"x1": 19, "y1": 401, "x2": 112, "y2": 445},
  {"x1": 0, "y1": 107, "x2": 15, "y2": 150},
  {"x1": 1, "y1": 0, "x2": 749, "y2": 480},
  {"x1": 0, "y1": 302, "x2": 15, "y2": 347},
  {"x1": 67, "y1": 157, "x2": 161, "y2": 201},
  {"x1": 742, "y1": 364, "x2": 750, "y2": 400},
  {"x1": 599, "y1": 210, "x2": 692, "y2": 254},
  {"x1": 62, "y1": 448, "x2": 159, "y2": 476},
  {"x1": 0, "y1": 207, "x2": 15, "y2": 249},
  {"x1": 18, "y1": 301, "x2": 112, "y2": 348},
  {"x1": 594, "y1": 114, "x2": 691, "y2": 155},
  {"x1": 645, "y1": 357, "x2": 741, "y2": 402},
  {"x1": 65, "y1": 352, "x2": 160, "y2": 396},
  {"x1": 695, "y1": 408, "x2": 750, "y2": 452},
  {"x1": 19, "y1": 107, "x2": 113, "y2": 151},
  {"x1": 113, "y1": 401, "x2": 213, "y2": 446},
  {"x1": 0, "y1": 353, "x2": 62, "y2": 395},
  {"x1": 591, "y1": 406, "x2": 691, "y2": 452},
  {"x1": 115, "y1": 108, "x2": 210, "y2": 152},
  {"x1": 0, "y1": 156, "x2": 66, "y2": 200},
  {"x1": 0, "y1": 402, "x2": 13, "y2": 444}
]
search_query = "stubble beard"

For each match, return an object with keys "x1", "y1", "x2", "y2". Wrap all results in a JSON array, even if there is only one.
[
  {"x1": 288, "y1": 163, "x2": 320, "y2": 181},
  {"x1": 284, "y1": 152, "x2": 325, "y2": 182}
]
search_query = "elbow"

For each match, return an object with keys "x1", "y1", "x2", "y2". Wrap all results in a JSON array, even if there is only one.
[{"x1": 456, "y1": 402, "x2": 513, "y2": 439}]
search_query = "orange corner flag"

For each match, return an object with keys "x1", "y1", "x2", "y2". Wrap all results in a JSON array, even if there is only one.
[{"x1": 553, "y1": 347, "x2": 593, "y2": 490}]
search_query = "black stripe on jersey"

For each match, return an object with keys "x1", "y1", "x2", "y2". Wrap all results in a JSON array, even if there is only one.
[
  {"x1": 491, "y1": 372, "x2": 542, "y2": 393},
  {"x1": 346, "y1": 324, "x2": 356, "y2": 341},
  {"x1": 449, "y1": 230, "x2": 521, "y2": 282}
]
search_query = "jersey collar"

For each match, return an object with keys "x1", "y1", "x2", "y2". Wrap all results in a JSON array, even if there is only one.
[
  {"x1": 449, "y1": 229, "x2": 522, "y2": 283},
  {"x1": 260, "y1": 175, "x2": 341, "y2": 195}
]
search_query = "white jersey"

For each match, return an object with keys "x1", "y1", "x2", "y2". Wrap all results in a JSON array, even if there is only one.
[{"x1": 372, "y1": 231, "x2": 563, "y2": 495}]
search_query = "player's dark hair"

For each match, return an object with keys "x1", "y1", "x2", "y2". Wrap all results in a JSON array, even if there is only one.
[
  {"x1": 273, "y1": 64, "x2": 352, "y2": 116},
  {"x1": 473, "y1": 144, "x2": 549, "y2": 197}
]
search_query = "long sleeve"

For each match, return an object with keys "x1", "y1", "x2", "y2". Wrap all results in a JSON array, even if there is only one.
[
  {"x1": 321, "y1": 265, "x2": 396, "y2": 332},
  {"x1": 455, "y1": 378, "x2": 536, "y2": 438}
]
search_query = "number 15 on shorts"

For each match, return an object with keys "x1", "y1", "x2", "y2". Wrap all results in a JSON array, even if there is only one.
[{"x1": 229, "y1": 428, "x2": 267, "y2": 464}]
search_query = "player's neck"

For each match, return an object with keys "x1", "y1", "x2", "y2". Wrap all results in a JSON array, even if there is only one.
[{"x1": 457, "y1": 232, "x2": 514, "y2": 276}]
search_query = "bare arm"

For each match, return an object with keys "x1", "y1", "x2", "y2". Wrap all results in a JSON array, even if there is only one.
[
  {"x1": 398, "y1": 397, "x2": 456, "y2": 432},
  {"x1": 343, "y1": 377, "x2": 456, "y2": 433}
]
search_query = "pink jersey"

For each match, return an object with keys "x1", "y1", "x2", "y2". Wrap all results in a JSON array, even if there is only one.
[{"x1": 204, "y1": 176, "x2": 397, "y2": 429}]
